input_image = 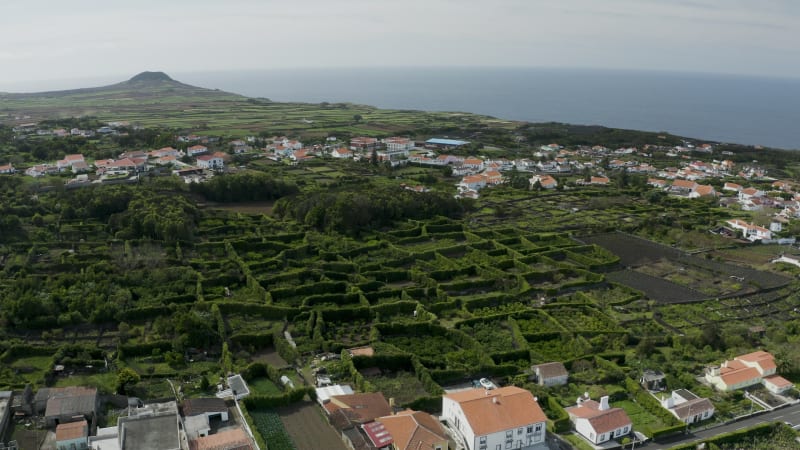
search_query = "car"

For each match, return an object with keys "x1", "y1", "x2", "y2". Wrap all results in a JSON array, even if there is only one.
[{"x1": 479, "y1": 378, "x2": 496, "y2": 390}]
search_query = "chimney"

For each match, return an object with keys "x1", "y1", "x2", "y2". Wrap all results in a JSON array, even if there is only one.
[
  {"x1": 493, "y1": 397, "x2": 499, "y2": 404},
  {"x1": 599, "y1": 396, "x2": 610, "y2": 411}
]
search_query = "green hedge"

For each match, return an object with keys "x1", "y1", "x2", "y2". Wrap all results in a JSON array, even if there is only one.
[{"x1": 547, "y1": 396, "x2": 571, "y2": 433}]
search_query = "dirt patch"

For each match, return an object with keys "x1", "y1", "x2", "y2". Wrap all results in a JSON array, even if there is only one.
[
  {"x1": 251, "y1": 347, "x2": 289, "y2": 368},
  {"x1": 277, "y1": 401, "x2": 348, "y2": 450}
]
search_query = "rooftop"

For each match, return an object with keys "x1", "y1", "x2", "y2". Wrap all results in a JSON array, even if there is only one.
[
  {"x1": 56, "y1": 419, "x2": 88, "y2": 441},
  {"x1": 444, "y1": 386, "x2": 547, "y2": 436},
  {"x1": 189, "y1": 428, "x2": 252, "y2": 450},
  {"x1": 120, "y1": 413, "x2": 180, "y2": 450},
  {"x1": 377, "y1": 410, "x2": 449, "y2": 450},
  {"x1": 183, "y1": 398, "x2": 228, "y2": 417}
]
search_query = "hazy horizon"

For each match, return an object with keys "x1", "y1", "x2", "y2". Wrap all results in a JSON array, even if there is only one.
[{"x1": 1, "y1": 0, "x2": 799, "y2": 87}]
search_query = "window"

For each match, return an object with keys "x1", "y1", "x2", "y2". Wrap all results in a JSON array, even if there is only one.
[
  {"x1": 505, "y1": 440, "x2": 512, "y2": 449},
  {"x1": 516, "y1": 440, "x2": 523, "y2": 448},
  {"x1": 535, "y1": 424, "x2": 542, "y2": 432},
  {"x1": 526, "y1": 426, "x2": 533, "y2": 434},
  {"x1": 517, "y1": 427, "x2": 523, "y2": 435},
  {"x1": 480, "y1": 436, "x2": 487, "y2": 444},
  {"x1": 506, "y1": 430, "x2": 513, "y2": 438}
]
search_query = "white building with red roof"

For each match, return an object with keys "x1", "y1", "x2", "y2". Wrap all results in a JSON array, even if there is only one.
[
  {"x1": 566, "y1": 395, "x2": 632, "y2": 445},
  {"x1": 0, "y1": 163, "x2": 15, "y2": 174},
  {"x1": 442, "y1": 386, "x2": 547, "y2": 450},
  {"x1": 705, "y1": 350, "x2": 791, "y2": 392},
  {"x1": 197, "y1": 154, "x2": 224, "y2": 169},
  {"x1": 726, "y1": 219, "x2": 772, "y2": 242}
]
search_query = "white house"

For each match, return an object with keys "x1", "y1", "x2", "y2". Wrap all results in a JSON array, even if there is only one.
[
  {"x1": 187, "y1": 145, "x2": 209, "y2": 157},
  {"x1": 566, "y1": 395, "x2": 632, "y2": 445},
  {"x1": 384, "y1": 137, "x2": 414, "y2": 153},
  {"x1": 442, "y1": 386, "x2": 547, "y2": 450},
  {"x1": 459, "y1": 175, "x2": 487, "y2": 192},
  {"x1": 529, "y1": 175, "x2": 558, "y2": 190},
  {"x1": 331, "y1": 148, "x2": 353, "y2": 159},
  {"x1": 532, "y1": 362, "x2": 568, "y2": 387},
  {"x1": 705, "y1": 351, "x2": 791, "y2": 392},
  {"x1": 660, "y1": 390, "x2": 714, "y2": 424},
  {"x1": 197, "y1": 154, "x2": 224, "y2": 169},
  {"x1": 726, "y1": 219, "x2": 772, "y2": 242},
  {"x1": 0, "y1": 163, "x2": 15, "y2": 174}
]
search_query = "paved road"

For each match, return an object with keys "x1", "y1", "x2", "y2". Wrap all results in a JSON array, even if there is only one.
[{"x1": 647, "y1": 403, "x2": 800, "y2": 449}]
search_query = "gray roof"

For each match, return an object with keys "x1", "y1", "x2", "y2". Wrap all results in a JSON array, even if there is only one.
[
  {"x1": 182, "y1": 398, "x2": 227, "y2": 417},
  {"x1": 673, "y1": 389, "x2": 698, "y2": 402},
  {"x1": 44, "y1": 387, "x2": 97, "y2": 418},
  {"x1": 227, "y1": 375, "x2": 250, "y2": 397},
  {"x1": 121, "y1": 414, "x2": 180, "y2": 450},
  {"x1": 533, "y1": 362, "x2": 568, "y2": 379},
  {"x1": 673, "y1": 398, "x2": 714, "y2": 420}
]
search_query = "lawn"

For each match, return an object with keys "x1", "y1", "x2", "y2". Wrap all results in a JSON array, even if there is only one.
[
  {"x1": 248, "y1": 377, "x2": 283, "y2": 396},
  {"x1": 615, "y1": 400, "x2": 672, "y2": 436}
]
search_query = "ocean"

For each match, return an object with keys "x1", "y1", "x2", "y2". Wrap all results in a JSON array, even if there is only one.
[{"x1": 174, "y1": 67, "x2": 800, "y2": 150}]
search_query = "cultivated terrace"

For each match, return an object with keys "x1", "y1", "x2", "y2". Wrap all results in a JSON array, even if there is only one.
[{"x1": 2, "y1": 77, "x2": 800, "y2": 449}]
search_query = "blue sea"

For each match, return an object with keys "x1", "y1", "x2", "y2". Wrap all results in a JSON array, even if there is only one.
[{"x1": 172, "y1": 67, "x2": 800, "y2": 150}]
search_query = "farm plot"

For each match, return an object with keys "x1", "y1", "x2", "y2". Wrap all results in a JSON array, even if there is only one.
[
  {"x1": 606, "y1": 269, "x2": 707, "y2": 304},
  {"x1": 547, "y1": 306, "x2": 624, "y2": 333},
  {"x1": 457, "y1": 320, "x2": 520, "y2": 354},
  {"x1": 581, "y1": 232, "x2": 683, "y2": 266},
  {"x1": 364, "y1": 370, "x2": 430, "y2": 406},
  {"x1": 272, "y1": 401, "x2": 348, "y2": 450},
  {"x1": 514, "y1": 310, "x2": 567, "y2": 335}
]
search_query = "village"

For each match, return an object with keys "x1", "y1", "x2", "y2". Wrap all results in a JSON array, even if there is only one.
[
  {"x1": 2, "y1": 122, "x2": 798, "y2": 245},
  {"x1": 4, "y1": 120, "x2": 800, "y2": 450}
]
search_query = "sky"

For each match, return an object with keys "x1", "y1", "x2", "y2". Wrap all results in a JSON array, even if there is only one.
[{"x1": 1, "y1": 0, "x2": 798, "y2": 90}]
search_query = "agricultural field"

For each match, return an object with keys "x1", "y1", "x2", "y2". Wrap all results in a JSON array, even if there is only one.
[
  {"x1": 4, "y1": 84, "x2": 800, "y2": 447},
  {"x1": 273, "y1": 401, "x2": 348, "y2": 450}
]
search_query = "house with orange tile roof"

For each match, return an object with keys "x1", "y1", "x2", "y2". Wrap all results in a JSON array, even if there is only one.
[
  {"x1": 738, "y1": 187, "x2": 764, "y2": 201},
  {"x1": 462, "y1": 157, "x2": 485, "y2": 171},
  {"x1": 648, "y1": 178, "x2": 667, "y2": 188},
  {"x1": 723, "y1": 182, "x2": 742, "y2": 192},
  {"x1": 689, "y1": 184, "x2": 716, "y2": 198},
  {"x1": 459, "y1": 175, "x2": 486, "y2": 192},
  {"x1": 669, "y1": 179, "x2": 698, "y2": 194},
  {"x1": 56, "y1": 419, "x2": 88, "y2": 450},
  {"x1": 442, "y1": 386, "x2": 547, "y2": 450},
  {"x1": 590, "y1": 176, "x2": 610, "y2": 186},
  {"x1": 726, "y1": 219, "x2": 772, "y2": 242},
  {"x1": 0, "y1": 163, "x2": 16, "y2": 174},
  {"x1": 705, "y1": 351, "x2": 791, "y2": 392},
  {"x1": 376, "y1": 410, "x2": 450, "y2": 450},
  {"x1": 188, "y1": 427, "x2": 252, "y2": 450},
  {"x1": 566, "y1": 395, "x2": 632, "y2": 445},
  {"x1": 529, "y1": 175, "x2": 557, "y2": 190}
]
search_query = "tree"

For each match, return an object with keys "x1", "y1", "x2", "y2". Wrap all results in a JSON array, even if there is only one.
[
  {"x1": 116, "y1": 367, "x2": 141, "y2": 395},
  {"x1": 353, "y1": 114, "x2": 363, "y2": 123}
]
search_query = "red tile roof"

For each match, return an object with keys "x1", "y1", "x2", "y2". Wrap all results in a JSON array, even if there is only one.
[
  {"x1": 56, "y1": 420, "x2": 88, "y2": 441},
  {"x1": 377, "y1": 410, "x2": 448, "y2": 450},
  {"x1": 444, "y1": 387, "x2": 546, "y2": 436}
]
